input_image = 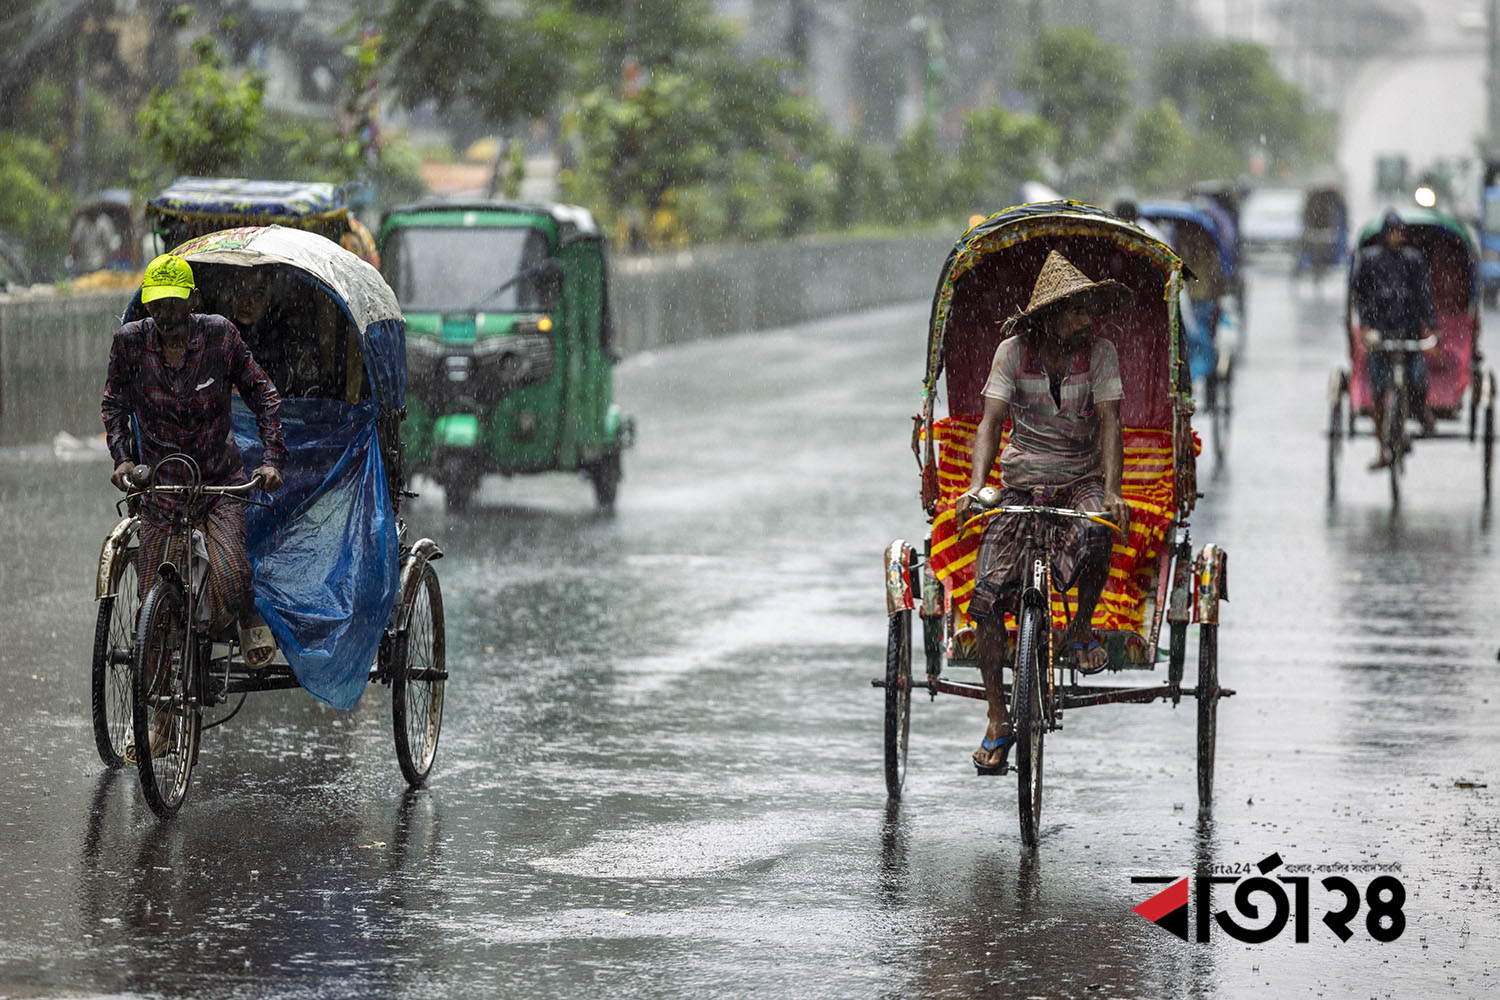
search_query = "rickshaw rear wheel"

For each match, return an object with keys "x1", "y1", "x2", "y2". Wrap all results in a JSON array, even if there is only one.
[
  {"x1": 1326, "y1": 385, "x2": 1344, "y2": 501},
  {"x1": 1483, "y1": 385, "x2": 1495, "y2": 502},
  {"x1": 1014, "y1": 603, "x2": 1045, "y2": 848},
  {"x1": 1207, "y1": 372, "x2": 1231, "y2": 470},
  {"x1": 1167, "y1": 621, "x2": 1187, "y2": 692},
  {"x1": 133, "y1": 579, "x2": 201, "y2": 818},
  {"x1": 1196, "y1": 624, "x2": 1218, "y2": 809},
  {"x1": 392, "y1": 562, "x2": 446, "y2": 787},
  {"x1": 92, "y1": 547, "x2": 139, "y2": 768},
  {"x1": 883, "y1": 609, "x2": 912, "y2": 799}
]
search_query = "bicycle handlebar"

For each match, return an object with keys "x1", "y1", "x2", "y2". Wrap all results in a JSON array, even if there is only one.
[
  {"x1": 119, "y1": 474, "x2": 270, "y2": 513},
  {"x1": 959, "y1": 503, "x2": 1125, "y2": 537},
  {"x1": 1371, "y1": 336, "x2": 1438, "y2": 351}
]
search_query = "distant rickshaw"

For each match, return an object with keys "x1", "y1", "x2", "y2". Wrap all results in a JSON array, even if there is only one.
[
  {"x1": 1138, "y1": 199, "x2": 1240, "y2": 468},
  {"x1": 1295, "y1": 185, "x2": 1349, "y2": 283},
  {"x1": 1327, "y1": 206, "x2": 1497, "y2": 505},
  {"x1": 147, "y1": 177, "x2": 381, "y2": 268},
  {"x1": 878, "y1": 201, "x2": 1230, "y2": 846},
  {"x1": 66, "y1": 189, "x2": 148, "y2": 277}
]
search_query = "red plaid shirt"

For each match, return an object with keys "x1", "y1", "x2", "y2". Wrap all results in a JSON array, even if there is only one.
[{"x1": 102, "y1": 313, "x2": 287, "y2": 525}]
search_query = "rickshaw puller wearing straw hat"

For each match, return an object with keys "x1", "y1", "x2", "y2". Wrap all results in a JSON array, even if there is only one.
[
  {"x1": 954, "y1": 250, "x2": 1133, "y2": 772},
  {"x1": 102, "y1": 254, "x2": 286, "y2": 739}
]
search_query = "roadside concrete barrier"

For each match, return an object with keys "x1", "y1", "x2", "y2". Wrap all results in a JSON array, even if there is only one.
[{"x1": 0, "y1": 230, "x2": 954, "y2": 445}]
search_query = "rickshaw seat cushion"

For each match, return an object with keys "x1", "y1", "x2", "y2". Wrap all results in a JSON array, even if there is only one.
[
  {"x1": 925, "y1": 415, "x2": 1179, "y2": 634},
  {"x1": 1348, "y1": 312, "x2": 1476, "y2": 414}
]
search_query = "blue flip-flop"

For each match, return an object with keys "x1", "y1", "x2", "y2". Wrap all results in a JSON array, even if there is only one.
[
  {"x1": 1072, "y1": 636, "x2": 1108, "y2": 675},
  {"x1": 973, "y1": 733, "x2": 1015, "y2": 775}
]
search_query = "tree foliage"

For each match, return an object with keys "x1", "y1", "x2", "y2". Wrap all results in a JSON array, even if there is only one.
[
  {"x1": 381, "y1": 0, "x2": 577, "y2": 126},
  {"x1": 1151, "y1": 40, "x2": 1332, "y2": 173},
  {"x1": 1019, "y1": 25, "x2": 1133, "y2": 187},
  {"x1": 136, "y1": 36, "x2": 266, "y2": 177}
]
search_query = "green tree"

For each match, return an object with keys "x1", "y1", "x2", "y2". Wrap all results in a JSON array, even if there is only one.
[
  {"x1": 0, "y1": 132, "x2": 70, "y2": 277},
  {"x1": 1018, "y1": 25, "x2": 1132, "y2": 189},
  {"x1": 136, "y1": 35, "x2": 266, "y2": 177},
  {"x1": 950, "y1": 105, "x2": 1055, "y2": 212},
  {"x1": 381, "y1": 0, "x2": 577, "y2": 128},
  {"x1": 1152, "y1": 40, "x2": 1331, "y2": 172},
  {"x1": 1125, "y1": 98, "x2": 1195, "y2": 196}
]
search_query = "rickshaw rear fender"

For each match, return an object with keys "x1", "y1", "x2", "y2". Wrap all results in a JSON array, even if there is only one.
[
  {"x1": 1166, "y1": 537, "x2": 1194, "y2": 624},
  {"x1": 96, "y1": 516, "x2": 139, "y2": 599},
  {"x1": 884, "y1": 540, "x2": 918, "y2": 615},
  {"x1": 394, "y1": 538, "x2": 444, "y2": 632},
  {"x1": 1193, "y1": 544, "x2": 1228, "y2": 625},
  {"x1": 1327, "y1": 369, "x2": 1348, "y2": 403}
]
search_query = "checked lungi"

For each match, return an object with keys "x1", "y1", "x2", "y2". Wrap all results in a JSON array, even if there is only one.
[
  {"x1": 966, "y1": 477, "x2": 1113, "y2": 623},
  {"x1": 134, "y1": 498, "x2": 253, "y2": 634}
]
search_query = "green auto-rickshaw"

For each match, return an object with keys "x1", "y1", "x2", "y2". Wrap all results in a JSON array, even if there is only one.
[{"x1": 377, "y1": 200, "x2": 634, "y2": 511}]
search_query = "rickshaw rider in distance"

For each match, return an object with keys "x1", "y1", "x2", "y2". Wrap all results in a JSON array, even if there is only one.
[
  {"x1": 102, "y1": 254, "x2": 286, "y2": 719},
  {"x1": 954, "y1": 251, "x2": 1133, "y2": 772},
  {"x1": 1352, "y1": 210, "x2": 1440, "y2": 469}
]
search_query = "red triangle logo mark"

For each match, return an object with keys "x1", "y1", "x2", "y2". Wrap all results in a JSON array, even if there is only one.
[{"x1": 1133, "y1": 876, "x2": 1189, "y2": 941}]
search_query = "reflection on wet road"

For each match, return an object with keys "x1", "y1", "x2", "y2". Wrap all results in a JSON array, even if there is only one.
[{"x1": 2, "y1": 260, "x2": 1499, "y2": 997}]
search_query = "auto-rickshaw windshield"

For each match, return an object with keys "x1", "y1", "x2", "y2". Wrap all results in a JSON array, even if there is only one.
[{"x1": 383, "y1": 225, "x2": 555, "y2": 312}]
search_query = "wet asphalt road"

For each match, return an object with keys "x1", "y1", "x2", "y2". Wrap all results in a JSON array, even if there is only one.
[{"x1": 3, "y1": 258, "x2": 1500, "y2": 998}]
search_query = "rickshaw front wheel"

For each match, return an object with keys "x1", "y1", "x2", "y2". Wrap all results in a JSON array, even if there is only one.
[
  {"x1": 1014, "y1": 603, "x2": 1045, "y2": 848},
  {"x1": 92, "y1": 547, "x2": 139, "y2": 768},
  {"x1": 132, "y1": 578, "x2": 201, "y2": 817},
  {"x1": 392, "y1": 562, "x2": 446, "y2": 787},
  {"x1": 1196, "y1": 623, "x2": 1218, "y2": 809},
  {"x1": 883, "y1": 609, "x2": 912, "y2": 799}
]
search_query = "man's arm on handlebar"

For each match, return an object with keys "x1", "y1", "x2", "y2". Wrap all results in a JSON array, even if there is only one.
[
  {"x1": 1098, "y1": 399, "x2": 1130, "y2": 529},
  {"x1": 958, "y1": 395, "x2": 1009, "y2": 526}
]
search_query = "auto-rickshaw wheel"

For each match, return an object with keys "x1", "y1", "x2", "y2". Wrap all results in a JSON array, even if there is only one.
[
  {"x1": 589, "y1": 451, "x2": 622, "y2": 511},
  {"x1": 1196, "y1": 623, "x2": 1218, "y2": 809},
  {"x1": 883, "y1": 609, "x2": 912, "y2": 799},
  {"x1": 132, "y1": 578, "x2": 201, "y2": 818},
  {"x1": 1014, "y1": 603, "x2": 1045, "y2": 848},
  {"x1": 392, "y1": 561, "x2": 446, "y2": 787},
  {"x1": 443, "y1": 480, "x2": 475, "y2": 513},
  {"x1": 92, "y1": 546, "x2": 138, "y2": 769}
]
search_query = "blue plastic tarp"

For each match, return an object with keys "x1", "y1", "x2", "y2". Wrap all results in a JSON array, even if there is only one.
[{"x1": 232, "y1": 397, "x2": 398, "y2": 710}]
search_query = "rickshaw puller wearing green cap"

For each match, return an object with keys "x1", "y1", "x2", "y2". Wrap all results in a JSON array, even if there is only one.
[{"x1": 103, "y1": 255, "x2": 288, "y2": 736}]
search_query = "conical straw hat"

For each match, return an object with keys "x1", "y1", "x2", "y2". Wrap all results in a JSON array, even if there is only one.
[{"x1": 1015, "y1": 250, "x2": 1131, "y2": 321}]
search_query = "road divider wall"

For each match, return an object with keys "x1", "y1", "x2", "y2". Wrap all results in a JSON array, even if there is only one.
[{"x1": 0, "y1": 230, "x2": 953, "y2": 445}]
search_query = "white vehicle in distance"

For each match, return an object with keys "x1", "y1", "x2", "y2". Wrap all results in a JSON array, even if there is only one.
[{"x1": 1239, "y1": 186, "x2": 1304, "y2": 255}]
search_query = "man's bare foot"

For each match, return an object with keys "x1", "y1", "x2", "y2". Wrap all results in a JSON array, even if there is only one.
[{"x1": 1368, "y1": 453, "x2": 1390, "y2": 471}]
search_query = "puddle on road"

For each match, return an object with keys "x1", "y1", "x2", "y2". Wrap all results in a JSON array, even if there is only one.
[{"x1": 529, "y1": 811, "x2": 826, "y2": 879}]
